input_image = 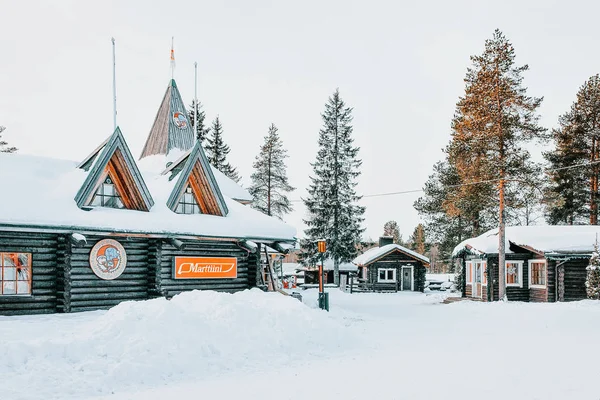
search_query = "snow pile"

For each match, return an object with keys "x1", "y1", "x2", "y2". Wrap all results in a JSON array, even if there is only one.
[{"x1": 0, "y1": 289, "x2": 353, "y2": 400}]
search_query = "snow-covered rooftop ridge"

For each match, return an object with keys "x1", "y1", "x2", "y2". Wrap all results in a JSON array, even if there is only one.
[
  {"x1": 0, "y1": 152, "x2": 295, "y2": 242},
  {"x1": 353, "y1": 243, "x2": 430, "y2": 266},
  {"x1": 452, "y1": 225, "x2": 600, "y2": 256}
]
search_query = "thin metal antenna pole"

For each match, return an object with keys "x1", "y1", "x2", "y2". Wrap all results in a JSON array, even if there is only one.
[
  {"x1": 111, "y1": 38, "x2": 117, "y2": 130},
  {"x1": 194, "y1": 61, "x2": 198, "y2": 140}
]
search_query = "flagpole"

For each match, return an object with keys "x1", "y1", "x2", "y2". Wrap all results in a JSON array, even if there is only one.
[
  {"x1": 194, "y1": 61, "x2": 198, "y2": 141},
  {"x1": 111, "y1": 37, "x2": 117, "y2": 131},
  {"x1": 170, "y1": 37, "x2": 175, "y2": 80}
]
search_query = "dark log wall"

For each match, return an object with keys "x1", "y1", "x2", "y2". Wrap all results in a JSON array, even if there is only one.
[
  {"x1": 487, "y1": 254, "x2": 534, "y2": 302},
  {"x1": 69, "y1": 236, "x2": 150, "y2": 312},
  {"x1": 366, "y1": 250, "x2": 426, "y2": 292},
  {"x1": 563, "y1": 258, "x2": 588, "y2": 301},
  {"x1": 159, "y1": 239, "x2": 252, "y2": 297},
  {"x1": 547, "y1": 260, "x2": 556, "y2": 303},
  {"x1": 0, "y1": 231, "x2": 58, "y2": 315}
]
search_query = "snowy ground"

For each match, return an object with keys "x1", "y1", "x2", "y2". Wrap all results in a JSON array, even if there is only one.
[{"x1": 2, "y1": 289, "x2": 599, "y2": 400}]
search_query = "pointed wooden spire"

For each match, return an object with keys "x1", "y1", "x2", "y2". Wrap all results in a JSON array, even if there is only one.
[{"x1": 140, "y1": 79, "x2": 195, "y2": 159}]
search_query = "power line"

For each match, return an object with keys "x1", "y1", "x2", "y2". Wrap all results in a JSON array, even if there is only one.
[{"x1": 289, "y1": 159, "x2": 600, "y2": 203}]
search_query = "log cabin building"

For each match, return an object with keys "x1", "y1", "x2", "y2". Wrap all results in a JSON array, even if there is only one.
[
  {"x1": 453, "y1": 226, "x2": 599, "y2": 302},
  {"x1": 352, "y1": 237, "x2": 429, "y2": 292},
  {"x1": 0, "y1": 79, "x2": 296, "y2": 315}
]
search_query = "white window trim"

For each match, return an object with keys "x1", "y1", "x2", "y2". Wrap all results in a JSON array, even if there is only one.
[
  {"x1": 401, "y1": 265, "x2": 414, "y2": 291},
  {"x1": 505, "y1": 260, "x2": 523, "y2": 288},
  {"x1": 481, "y1": 261, "x2": 487, "y2": 287},
  {"x1": 528, "y1": 259, "x2": 547, "y2": 289},
  {"x1": 465, "y1": 261, "x2": 473, "y2": 284},
  {"x1": 377, "y1": 268, "x2": 396, "y2": 283}
]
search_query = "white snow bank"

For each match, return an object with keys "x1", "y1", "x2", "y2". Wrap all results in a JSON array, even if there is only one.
[
  {"x1": 0, "y1": 289, "x2": 353, "y2": 400},
  {"x1": 452, "y1": 225, "x2": 600, "y2": 256},
  {"x1": 426, "y1": 273, "x2": 455, "y2": 282}
]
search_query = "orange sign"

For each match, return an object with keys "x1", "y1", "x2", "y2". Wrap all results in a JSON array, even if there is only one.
[{"x1": 174, "y1": 257, "x2": 237, "y2": 279}]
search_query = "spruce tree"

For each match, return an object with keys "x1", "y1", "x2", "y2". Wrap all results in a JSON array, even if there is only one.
[
  {"x1": 545, "y1": 75, "x2": 600, "y2": 224},
  {"x1": 301, "y1": 89, "x2": 365, "y2": 285},
  {"x1": 248, "y1": 123, "x2": 295, "y2": 219},
  {"x1": 383, "y1": 220, "x2": 403, "y2": 245},
  {"x1": 586, "y1": 242, "x2": 600, "y2": 299},
  {"x1": 0, "y1": 126, "x2": 16, "y2": 153},
  {"x1": 446, "y1": 29, "x2": 546, "y2": 298},
  {"x1": 206, "y1": 116, "x2": 241, "y2": 183},
  {"x1": 187, "y1": 100, "x2": 209, "y2": 143},
  {"x1": 409, "y1": 224, "x2": 426, "y2": 255}
]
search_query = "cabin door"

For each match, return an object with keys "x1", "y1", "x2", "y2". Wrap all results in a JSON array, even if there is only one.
[
  {"x1": 402, "y1": 267, "x2": 412, "y2": 291},
  {"x1": 473, "y1": 262, "x2": 482, "y2": 298}
]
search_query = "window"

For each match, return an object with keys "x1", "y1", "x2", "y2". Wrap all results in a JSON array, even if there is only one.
[
  {"x1": 1, "y1": 252, "x2": 32, "y2": 295},
  {"x1": 506, "y1": 261, "x2": 523, "y2": 287},
  {"x1": 91, "y1": 176, "x2": 124, "y2": 209},
  {"x1": 466, "y1": 261, "x2": 473, "y2": 284},
  {"x1": 176, "y1": 186, "x2": 200, "y2": 214},
  {"x1": 529, "y1": 260, "x2": 547, "y2": 288},
  {"x1": 378, "y1": 268, "x2": 396, "y2": 283}
]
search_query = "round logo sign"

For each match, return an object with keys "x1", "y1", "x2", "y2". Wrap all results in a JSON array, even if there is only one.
[
  {"x1": 89, "y1": 239, "x2": 127, "y2": 280},
  {"x1": 173, "y1": 112, "x2": 188, "y2": 129}
]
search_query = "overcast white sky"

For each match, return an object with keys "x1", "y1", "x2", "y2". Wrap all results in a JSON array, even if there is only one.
[{"x1": 1, "y1": 0, "x2": 599, "y2": 241}]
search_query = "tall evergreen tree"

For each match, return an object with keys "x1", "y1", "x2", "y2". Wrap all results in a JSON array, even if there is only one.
[
  {"x1": 409, "y1": 224, "x2": 426, "y2": 255},
  {"x1": 545, "y1": 74, "x2": 600, "y2": 224},
  {"x1": 301, "y1": 89, "x2": 365, "y2": 285},
  {"x1": 0, "y1": 126, "x2": 16, "y2": 153},
  {"x1": 446, "y1": 29, "x2": 545, "y2": 298},
  {"x1": 248, "y1": 123, "x2": 295, "y2": 219},
  {"x1": 206, "y1": 116, "x2": 241, "y2": 183},
  {"x1": 382, "y1": 220, "x2": 403, "y2": 245},
  {"x1": 187, "y1": 100, "x2": 209, "y2": 143}
]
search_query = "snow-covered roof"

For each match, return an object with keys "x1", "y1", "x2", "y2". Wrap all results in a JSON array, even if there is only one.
[
  {"x1": 0, "y1": 152, "x2": 295, "y2": 242},
  {"x1": 282, "y1": 263, "x2": 302, "y2": 276},
  {"x1": 452, "y1": 225, "x2": 600, "y2": 256},
  {"x1": 322, "y1": 258, "x2": 358, "y2": 272},
  {"x1": 353, "y1": 244, "x2": 430, "y2": 266}
]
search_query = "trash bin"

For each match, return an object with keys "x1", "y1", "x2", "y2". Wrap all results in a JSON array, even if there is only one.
[
  {"x1": 290, "y1": 292, "x2": 302, "y2": 302},
  {"x1": 318, "y1": 292, "x2": 329, "y2": 311}
]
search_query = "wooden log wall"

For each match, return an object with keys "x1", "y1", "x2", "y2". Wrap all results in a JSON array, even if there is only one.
[
  {"x1": 563, "y1": 258, "x2": 588, "y2": 301},
  {"x1": 69, "y1": 236, "x2": 150, "y2": 313},
  {"x1": 547, "y1": 260, "x2": 557, "y2": 303},
  {"x1": 366, "y1": 253, "x2": 426, "y2": 292},
  {"x1": 158, "y1": 239, "x2": 252, "y2": 297},
  {"x1": 55, "y1": 234, "x2": 71, "y2": 313},
  {"x1": 0, "y1": 231, "x2": 58, "y2": 315}
]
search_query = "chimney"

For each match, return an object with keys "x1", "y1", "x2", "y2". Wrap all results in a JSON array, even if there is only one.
[{"x1": 379, "y1": 236, "x2": 394, "y2": 247}]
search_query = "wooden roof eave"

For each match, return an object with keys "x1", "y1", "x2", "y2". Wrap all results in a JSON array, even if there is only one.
[{"x1": 360, "y1": 248, "x2": 430, "y2": 268}]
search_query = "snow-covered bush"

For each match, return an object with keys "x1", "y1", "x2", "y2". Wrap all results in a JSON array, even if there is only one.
[{"x1": 586, "y1": 243, "x2": 600, "y2": 299}]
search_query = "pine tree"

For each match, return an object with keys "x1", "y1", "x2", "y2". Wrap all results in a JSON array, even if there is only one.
[
  {"x1": 545, "y1": 75, "x2": 600, "y2": 224},
  {"x1": 0, "y1": 126, "x2": 17, "y2": 153},
  {"x1": 383, "y1": 220, "x2": 403, "y2": 245},
  {"x1": 301, "y1": 89, "x2": 365, "y2": 285},
  {"x1": 409, "y1": 224, "x2": 426, "y2": 255},
  {"x1": 446, "y1": 29, "x2": 546, "y2": 298},
  {"x1": 586, "y1": 242, "x2": 600, "y2": 299},
  {"x1": 248, "y1": 123, "x2": 295, "y2": 219},
  {"x1": 187, "y1": 100, "x2": 209, "y2": 143},
  {"x1": 206, "y1": 116, "x2": 241, "y2": 183}
]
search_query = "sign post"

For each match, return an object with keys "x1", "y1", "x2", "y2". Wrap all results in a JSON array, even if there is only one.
[{"x1": 317, "y1": 239, "x2": 329, "y2": 311}]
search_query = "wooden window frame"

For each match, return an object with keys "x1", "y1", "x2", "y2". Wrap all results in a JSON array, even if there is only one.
[
  {"x1": 0, "y1": 252, "x2": 33, "y2": 296},
  {"x1": 528, "y1": 260, "x2": 547, "y2": 289},
  {"x1": 505, "y1": 261, "x2": 523, "y2": 288},
  {"x1": 377, "y1": 268, "x2": 396, "y2": 283}
]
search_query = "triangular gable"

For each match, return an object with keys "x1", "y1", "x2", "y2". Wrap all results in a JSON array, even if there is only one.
[
  {"x1": 166, "y1": 140, "x2": 228, "y2": 216},
  {"x1": 75, "y1": 127, "x2": 154, "y2": 211},
  {"x1": 77, "y1": 137, "x2": 109, "y2": 171},
  {"x1": 355, "y1": 244, "x2": 430, "y2": 267},
  {"x1": 140, "y1": 79, "x2": 195, "y2": 159}
]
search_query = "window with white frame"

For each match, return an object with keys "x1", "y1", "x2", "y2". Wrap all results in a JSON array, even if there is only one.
[
  {"x1": 1, "y1": 252, "x2": 32, "y2": 295},
  {"x1": 378, "y1": 268, "x2": 396, "y2": 283},
  {"x1": 465, "y1": 261, "x2": 473, "y2": 284},
  {"x1": 506, "y1": 261, "x2": 523, "y2": 287},
  {"x1": 529, "y1": 260, "x2": 547, "y2": 288}
]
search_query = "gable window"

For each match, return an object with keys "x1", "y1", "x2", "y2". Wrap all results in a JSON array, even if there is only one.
[
  {"x1": 529, "y1": 260, "x2": 547, "y2": 288},
  {"x1": 1, "y1": 252, "x2": 32, "y2": 295},
  {"x1": 91, "y1": 176, "x2": 124, "y2": 209},
  {"x1": 176, "y1": 186, "x2": 200, "y2": 214},
  {"x1": 506, "y1": 261, "x2": 523, "y2": 287},
  {"x1": 378, "y1": 268, "x2": 396, "y2": 283}
]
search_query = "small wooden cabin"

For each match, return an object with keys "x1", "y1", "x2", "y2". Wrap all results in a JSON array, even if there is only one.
[
  {"x1": 301, "y1": 258, "x2": 358, "y2": 288},
  {"x1": 353, "y1": 237, "x2": 429, "y2": 292},
  {"x1": 453, "y1": 226, "x2": 599, "y2": 302},
  {"x1": 0, "y1": 79, "x2": 295, "y2": 315}
]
